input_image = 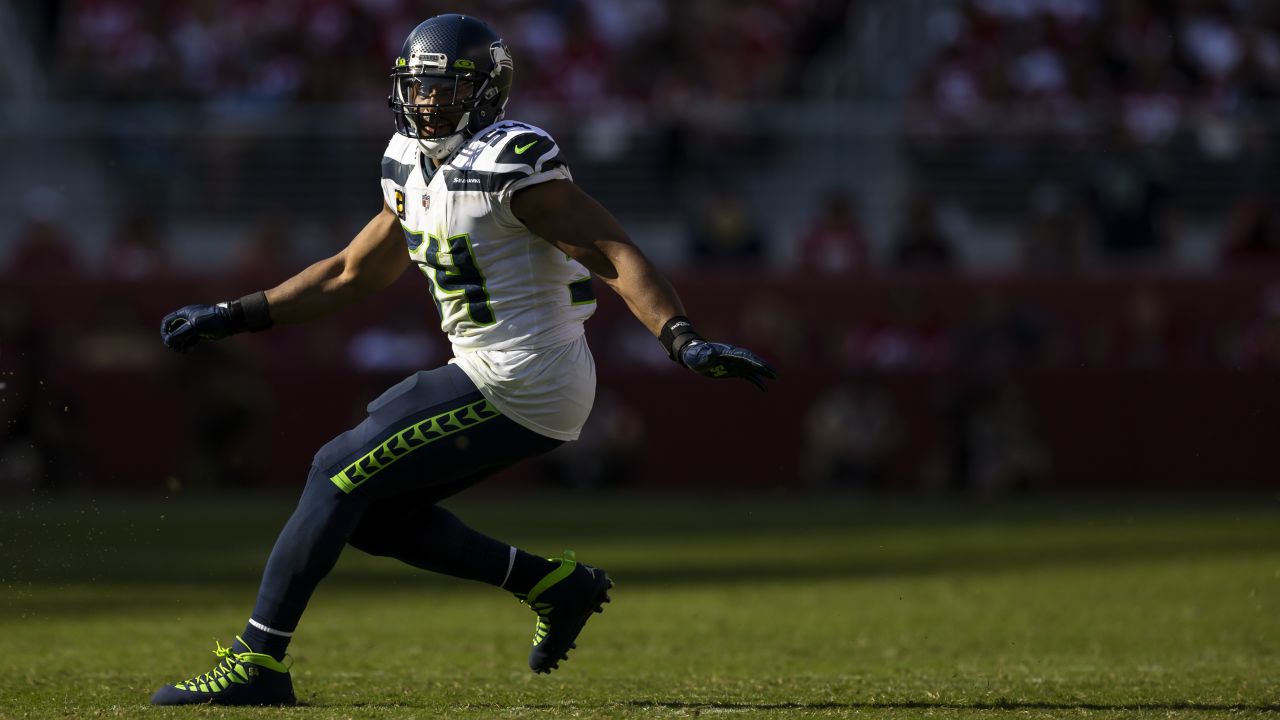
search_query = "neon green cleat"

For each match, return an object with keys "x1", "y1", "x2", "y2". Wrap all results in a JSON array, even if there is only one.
[
  {"x1": 518, "y1": 550, "x2": 613, "y2": 674},
  {"x1": 150, "y1": 636, "x2": 296, "y2": 706}
]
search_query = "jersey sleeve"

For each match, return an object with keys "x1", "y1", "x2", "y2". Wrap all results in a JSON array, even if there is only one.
[
  {"x1": 483, "y1": 125, "x2": 574, "y2": 225},
  {"x1": 379, "y1": 133, "x2": 417, "y2": 219}
]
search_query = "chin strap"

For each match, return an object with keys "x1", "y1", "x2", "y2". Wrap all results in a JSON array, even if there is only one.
[
  {"x1": 418, "y1": 132, "x2": 466, "y2": 160},
  {"x1": 418, "y1": 110, "x2": 472, "y2": 159}
]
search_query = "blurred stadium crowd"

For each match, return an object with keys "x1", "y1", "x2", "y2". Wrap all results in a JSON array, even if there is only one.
[
  {"x1": 7, "y1": 0, "x2": 1279, "y2": 275},
  {"x1": 905, "y1": 0, "x2": 1280, "y2": 273},
  {"x1": 3, "y1": 0, "x2": 1280, "y2": 495},
  {"x1": 913, "y1": 0, "x2": 1280, "y2": 136},
  {"x1": 43, "y1": 0, "x2": 846, "y2": 105}
]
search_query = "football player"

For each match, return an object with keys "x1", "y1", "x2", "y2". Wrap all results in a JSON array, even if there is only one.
[{"x1": 152, "y1": 14, "x2": 775, "y2": 706}]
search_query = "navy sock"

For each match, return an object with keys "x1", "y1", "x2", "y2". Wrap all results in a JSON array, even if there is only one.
[
  {"x1": 502, "y1": 548, "x2": 559, "y2": 597},
  {"x1": 239, "y1": 619, "x2": 290, "y2": 661}
]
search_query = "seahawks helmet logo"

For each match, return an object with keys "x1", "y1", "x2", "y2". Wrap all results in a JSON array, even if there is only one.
[{"x1": 490, "y1": 41, "x2": 513, "y2": 72}]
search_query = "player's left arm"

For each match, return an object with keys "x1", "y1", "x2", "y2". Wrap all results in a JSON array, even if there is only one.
[{"x1": 512, "y1": 179, "x2": 777, "y2": 390}]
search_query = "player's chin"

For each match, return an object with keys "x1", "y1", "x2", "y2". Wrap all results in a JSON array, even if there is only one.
[{"x1": 418, "y1": 114, "x2": 464, "y2": 138}]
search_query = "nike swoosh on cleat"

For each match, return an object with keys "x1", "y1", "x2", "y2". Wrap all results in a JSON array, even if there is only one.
[{"x1": 514, "y1": 141, "x2": 538, "y2": 154}]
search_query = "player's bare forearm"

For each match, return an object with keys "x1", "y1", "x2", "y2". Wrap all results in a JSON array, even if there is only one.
[
  {"x1": 513, "y1": 179, "x2": 684, "y2": 336},
  {"x1": 592, "y1": 242, "x2": 686, "y2": 337},
  {"x1": 265, "y1": 204, "x2": 409, "y2": 325},
  {"x1": 262, "y1": 254, "x2": 359, "y2": 325}
]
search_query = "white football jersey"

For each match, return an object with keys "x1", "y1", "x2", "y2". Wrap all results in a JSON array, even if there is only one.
[{"x1": 379, "y1": 121, "x2": 597, "y2": 441}]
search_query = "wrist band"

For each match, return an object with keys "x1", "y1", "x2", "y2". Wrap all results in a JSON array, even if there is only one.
[
  {"x1": 659, "y1": 315, "x2": 702, "y2": 364},
  {"x1": 236, "y1": 291, "x2": 274, "y2": 332}
]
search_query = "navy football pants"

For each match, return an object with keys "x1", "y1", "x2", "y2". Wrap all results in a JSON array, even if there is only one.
[{"x1": 250, "y1": 364, "x2": 562, "y2": 633}]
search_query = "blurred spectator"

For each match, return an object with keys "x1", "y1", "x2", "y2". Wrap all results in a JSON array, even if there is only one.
[
  {"x1": 1100, "y1": 0, "x2": 1174, "y2": 91},
  {"x1": 839, "y1": 294, "x2": 947, "y2": 371},
  {"x1": 608, "y1": 322, "x2": 677, "y2": 371},
  {"x1": 1228, "y1": 282, "x2": 1280, "y2": 368},
  {"x1": 1116, "y1": 38, "x2": 1186, "y2": 147},
  {"x1": 536, "y1": 390, "x2": 644, "y2": 491},
  {"x1": 1004, "y1": 12, "x2": 1074, "y2": 117},
  {"x1": 233, "y1": 214, "x2": 301, "y2": 281},
  {"x1": 953, "y1": 291, "x2": 1051, "y2": 370},
  {"x1": 948, "y1": 379, "x2": 1050, "y2": 495},
  {"x1": 688, "y1": 187, "x2": 765, "y2": 268},
  {"x1": 175, "y1": 343, "x2": 267, "y2": 488},
  {"x1": 347, "y1": 315, "x2": 443, "y2": 373},
  {"x1": 909, "y1": 2, "x2": 998, "y2": 133},
  {"x1": 739, "y1": 295, "x2": 804, "y2": 368},
  {"x1": 802, "y1": 377, "x2": 901, "y2": 490},
  {"x1": 1239, "y1": 3, "x2": 1280, "y2": 101},
  {"x1": 1220, "y1": 195, "x2": 1280, "y2": 269},
  {"x1": 796, "y1": 189, "x2": 870, "y2": 275},
  {"x1": 963, "y1": 381, "x2": 1051, "y2": 494},
  {"x1": 1116, "y1": 287, "x2": 1177, "y2": 367},
  {"x1": 1083, "y1": 128, "x2": 1174, "y2": 266},
  {"x1": 891, "y1": 191, "x2": 957, "y2": 271},
  {"x1": 1177, "y1": 0, "x2": 1246, "y2": 89},
  {"x1": 1084, "y1": 287, "x2": 1181, "y2": 367},
  {"x1": 6, "y1": 187, "x2": 79, "y2": 280},
  {"x1": 1021, "y1": 183, "x2": 1087, "y2": 271},
  {"x1": 102, "y1": 209, "x2": 170, "y2": 280},
  {"x1": 78, "y1": 305, "x2": 164, "y2": 371}
]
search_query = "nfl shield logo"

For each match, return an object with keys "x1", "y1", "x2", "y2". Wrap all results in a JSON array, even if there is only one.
[{"x1": 422, "y1": 193, "x2": 431, "y2": 210}]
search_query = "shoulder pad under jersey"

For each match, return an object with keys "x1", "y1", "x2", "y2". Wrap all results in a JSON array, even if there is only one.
[
  {"x1": 442, "y1": 121, "x2": 568, "y2": 193},
  {"x1": 381, "y1": 132, "x2": 419, "y2": 187}
]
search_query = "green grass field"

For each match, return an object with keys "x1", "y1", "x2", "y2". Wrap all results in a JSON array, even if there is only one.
[{"x1": 1, "y1": 492, "x2": 1277, "y2": 719}]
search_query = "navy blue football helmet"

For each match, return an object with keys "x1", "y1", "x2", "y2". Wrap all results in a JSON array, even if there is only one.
[{"x1": 388, "y1": 14, "x2": 514, "y2": 159}]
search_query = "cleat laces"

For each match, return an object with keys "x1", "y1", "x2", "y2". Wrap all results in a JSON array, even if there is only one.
[
  {"x1": 174, "y1": 639, "x2": 250, "y2": 692},
  {"x1": 518, "y1": 551, "x2": 577, "y2": 646},
  {"x1": 527, "y1": 600, "x2": 554, "y2": 645},
  {"x1": 171, "y1": 636, "x2": 289, "y2": 693}
]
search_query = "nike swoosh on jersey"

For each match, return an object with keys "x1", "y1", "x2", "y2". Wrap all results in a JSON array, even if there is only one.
[{"x1": 514, "y1": 141, "x2": 538, "y2": 154}]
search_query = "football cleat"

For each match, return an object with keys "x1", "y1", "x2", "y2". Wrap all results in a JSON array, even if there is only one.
[
  {"x1": 150, "y1": 636, "x2": 295, "y2": 706},
  {"x1": 517, "y1": 550, "x2": 613, "y2": 674}
]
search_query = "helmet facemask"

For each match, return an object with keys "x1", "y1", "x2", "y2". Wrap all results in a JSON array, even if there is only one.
[{"x1": 391, "y1": 69, "x2": 489, "y2": 159}]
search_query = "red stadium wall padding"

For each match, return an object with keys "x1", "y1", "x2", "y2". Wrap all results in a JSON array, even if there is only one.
[{"x1": 2, "y1": 273, "x2": 1277, "y2": 491}]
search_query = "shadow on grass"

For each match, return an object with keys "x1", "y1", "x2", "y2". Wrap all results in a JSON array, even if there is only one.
[
  {"x1": 307, "y1": 699, "x2": 1280, "y2": 713},
  {"x1": 4, "y1": 494, "x2": 1279, "y2": 593},
  {"x1": 626, "y1": 699, "x2": 1280, "y2": 713},
  {"x1": 5, "y1": 532, "x2": 1278, "y2": 589}
]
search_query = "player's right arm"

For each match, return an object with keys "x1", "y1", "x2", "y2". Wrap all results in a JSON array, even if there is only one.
[
  {"x1": 159, "y1": 202, "x2": 408, "y2": 353},
  {"x1": 263, "y1": 201, "x2": 408, "y2": 324}
]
